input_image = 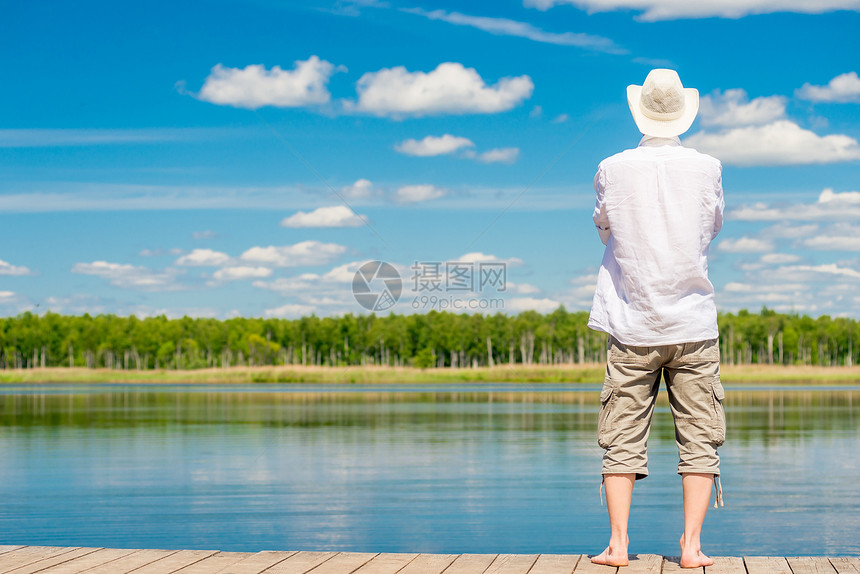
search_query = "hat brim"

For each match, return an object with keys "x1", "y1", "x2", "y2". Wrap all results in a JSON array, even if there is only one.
[{"x1": 627, "y1": 85, "x2": 699, "y2": 138}]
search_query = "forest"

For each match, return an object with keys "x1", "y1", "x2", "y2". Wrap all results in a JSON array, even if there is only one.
[{"x1": 1, "y1": 307, "x2": 858, "y2": 370}]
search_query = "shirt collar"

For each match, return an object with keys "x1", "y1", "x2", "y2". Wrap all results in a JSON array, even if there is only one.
[{"x1": 638, "y1": 135, "x2": 682, "y2": 147}]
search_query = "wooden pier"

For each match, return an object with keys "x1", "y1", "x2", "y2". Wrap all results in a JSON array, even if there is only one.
[{"x1": 0, "y1": 546, "x2": 857, "y2": 574}]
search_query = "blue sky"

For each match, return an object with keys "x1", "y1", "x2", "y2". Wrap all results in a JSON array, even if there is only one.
[{"x1": 2, "y1": 0, "x2": 860, "y2": 319}]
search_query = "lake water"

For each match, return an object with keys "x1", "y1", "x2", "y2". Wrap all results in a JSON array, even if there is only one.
[{"x1": 1, "y1": 383, "x2": 858, "y2": 557}]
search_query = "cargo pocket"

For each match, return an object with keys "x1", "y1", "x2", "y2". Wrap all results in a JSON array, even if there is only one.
[
  {"x1": 710, "y1": 376, "x2": 726, "y2": 446},
  {"x1": 597, "y1": 378, "x2": 617, "y2": 449}
]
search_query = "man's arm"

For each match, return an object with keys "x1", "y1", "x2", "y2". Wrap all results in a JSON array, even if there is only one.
[
  {"x1": 593, "y1": 165, "x2": 611, "y2": 245},
  {"x1": 712, "y1": 163, "x2": 724, "y2": 239}
]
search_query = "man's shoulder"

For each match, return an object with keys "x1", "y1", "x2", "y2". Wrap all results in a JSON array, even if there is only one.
[
  {"x1": 679, "y1": 145, "x2": 722, "y2": 169},
  {"x1": 598, "y1": 144, "x2": 721, "y2": 171},
  {"x1": 597, "y1": 147, "x2": 639, "y2": 169}
]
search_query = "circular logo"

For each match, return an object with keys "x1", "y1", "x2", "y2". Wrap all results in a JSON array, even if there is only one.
[{"x1": 352, "y1": 260, "x2": 402, "y2": 311}]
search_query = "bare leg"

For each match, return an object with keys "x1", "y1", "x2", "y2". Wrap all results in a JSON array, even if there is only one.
[
  {"x1": 679, "y1": 473, "x2": 715, "y2": 568},
  {"x1": 591, "y1": 473, "x2": 634, "y2": 566}
]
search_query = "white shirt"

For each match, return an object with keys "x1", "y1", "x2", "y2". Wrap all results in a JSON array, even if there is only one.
[{"x1": 587, "y1": 135, "x2": 724, "y2": 346}]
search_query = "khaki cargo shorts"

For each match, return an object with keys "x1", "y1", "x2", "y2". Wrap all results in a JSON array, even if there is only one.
[{"x1": 597, "y1": 335, "x2": 726, "y2": 480}]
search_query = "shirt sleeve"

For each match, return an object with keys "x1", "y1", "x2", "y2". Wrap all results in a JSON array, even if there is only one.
[
  {"x1": 712, "y1": 162, "x2": 724, "y2": 239},
  {"x1": 593, "y1": 165, "x2": 611, "y2": 245}
]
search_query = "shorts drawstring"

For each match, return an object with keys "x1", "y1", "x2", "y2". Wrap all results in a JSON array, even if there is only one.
[
  {"x1": 713, "y1": 475, "x2": 723, "y2": 508},
  {"x1": 600, "y1": 475, "x2": 605, "y2": 506}
]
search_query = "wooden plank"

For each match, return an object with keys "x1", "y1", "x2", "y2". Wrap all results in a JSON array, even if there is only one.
[
  {"x1": 744, "y1": 557, "x2": 792, "y2": 574},
  {"x1": 662, "y1": 556, "x2": 703, "y2": 574},
  {"x1": 528, "y1": 554, "x2": 582, "y2": 574},
  {"x1": 352, "y1": 553, "x2": 419, "y2": 574},
  {"x1": 787, "y1": 557, "x2": 838, "y2": 574},
  {"x1": 569, "y1": 556, "x2": 618, "y2": 573},
  {"x1": 441, "y1": 554, "x2": 498, "y2": 574},
  {"x1": 258, "y1": 551, "x2": 338, "y2": 574},
  {"x1": 705, "y1": 556, "x2": 745, "y2": 574},
  {"x1": 4, "y1": 547, "x2": 106, "y2": 574},
  {"x1": 171, "y1": 552, "x2": 254, "y2": 573},
  {"x1": 396, "y1": 553, "x2": 459, "y2": 574},
  {"x1": 0, "y1": 547, "x2": 82, "y2": 573},
  {"x1": 21, "y1": 547, "x2": 140, "y2": 573},
  {"x1": 624, "y1": 554, "x2": 662, "y2": 574},
  {"x1": 212, "y1": 551, "x2": 297, "y2": 574},
  {"x1": 82, "y1": 549, "x2": 181, "y2": 574},
  {"x1": 484, "y1": 554, "x2": 539, "y2": 574},
  {"x1": 304, "y1": 552, "x2": 378, "y2": 574},
  {"x1": 122, "y1": 550, "x2": 219, "y2": 574},
  {"x1": 830, "y1": 558, "x2": 860, "y2": 574},
  {"x1": 0, "y1": 550, "x2": 24, "y2": 558}
]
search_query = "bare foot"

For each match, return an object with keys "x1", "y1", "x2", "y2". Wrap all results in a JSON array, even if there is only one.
[
  {"x1": 679, "y1": 534, "x2": 714, "y2": 568},
  {"x1": 679, "y1": 550, "x2": 713, "y2": 569},
  {"x1": 591, "y1": 536, "x2": 629, "y2": 567},
  {"x1": 591, "y1": 547, "x2": 628, "y2": 567}
]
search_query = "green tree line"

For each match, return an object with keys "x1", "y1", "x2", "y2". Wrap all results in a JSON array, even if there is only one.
[{"x1": 0, "y1": 307, "x2": 857, "y2": 370}]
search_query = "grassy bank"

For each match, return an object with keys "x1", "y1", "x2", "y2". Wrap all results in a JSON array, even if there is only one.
[{"x1": 3, "y1": 363, "x2": 860, "y2": 384}]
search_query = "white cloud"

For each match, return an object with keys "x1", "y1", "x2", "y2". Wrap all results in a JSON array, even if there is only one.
[
  {"x1": 820, "y1": 188, "x2": 860, "y2": 204},
  {"x1": 797, "y1": 72, "x2": 860, "y2": 103},
  {"x1": 505, "y1": 296, "x2": 563, "y2": 313},
  {"x1": 760, "y1": 253, "x2": 801, "y2": 264},
  {"x1": 193, "y1": 230, "x2": 218, "y2": 240},
  {"x1": 717, "y1": 265, "x2": 846, "y2": 315},
  {"x1": 395, "y1": 134, "x2": 475, "y2": 156},
  {"x1": 530, "y1": 106, "x2": 543, "y2": 118},
  {"x1": 403, "y1": 8, "x2": 622, "y2": 52},
  {"x1": 0, "y1": 259, "x2": 33, "y2": 276},
  {"x1": 140, "y1": 248, "x2": 184, "y2": 257},
  {"x1": 716, "y1": 230, "x2": 860, "y2": 314},
  {"x1": 732, "y1": 189, "x2": 860, "y2": 221},
  {"x1": 41, "y1": 294, "x2": 109, "y2": 316},
  {"x1": 507, "y1": 282, "x2": 541, "y2": 294},
  {"x1": 524, "y1": 0, "x2": 860, "y2": 21},
  {"x1": 253, "y1": 261, "x2": 363, "y2": 295},
  {"x1": 760, "y1": 223, "x2": 820, "y2": 238},
  {"x1": 349, "y1": 62, "x2": 533, "y2": 117},
  {"x1": 254, "y1": 260, "x2": 377, "y2": 316},
  {"x1": 684, "y1": 120, "x2": 860, "y2": 166},
  {"x1": 0, "y1": 291, "x2": 30, "y2": 315},
  {"x1": 280, "y1": 205, "x2": 365, "y2": 228},
  {"x1": 72, "y1": 261, "x2": 184, "y2": 291},
  {"x1": 724, "y1": 281, "x2": 809, "y2": 293},
  {"x1": 453, "y1": 252, "x2": 525, "y2": 266},
  {"x1": 803, "y1": 236, "x2": 860, "y2": 251},
  {"x1": 475, "y1": 147, "x2": 520, "y2": 164},
  {"x1": 264, "y1": 303, "x2": 318, "y2": 318},
  {"x1": 240, "y1": 240, "x2": 347, "y2": 267},
  {"x1": 799, "y1": 223, "x2": 860, "y2": 250},
  {"x1": 397, "y1": 136, "x2": 519, "y2": 164},
  {"x1": 340, "y1": 179, "x2": 378, "y2": 200},
  {"x1": 769, "y1": 263, "x2": 860, "y2": 282},
  {"x1": 0, "y1": 183, "x2": 320, "y2": 212},
  {"x1": 698, "y1": 89, "x2": 786, "y2": 127},
  {"x1": 327, "y1": 0, "x2": 386, "y2": 17},
  {"x1": 196, "y1": 56, "x2": 345, "y2": 109},
  {"x1": 393, "y1": 185, "x2": 446, "y2": 203},
  {"x1": 211, "y1": 266, "x2": 273, "y2": 282},
  {"x1": 0, "y1": 128, "x2": 210, "y2": 148},
  {"x1": 717, "y1": 237, "x2": 774, "y2": 253},
  {"x1": 175, "y1": 249, "x2": 232, "y2": 266},
  {"x1": 551, "y1": 113, "x2": 570, "y2": 124}
]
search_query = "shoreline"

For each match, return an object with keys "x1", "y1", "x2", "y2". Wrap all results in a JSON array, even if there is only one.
[{"x1": 3, "y1": 363, "x2": 860, "y2": 384}]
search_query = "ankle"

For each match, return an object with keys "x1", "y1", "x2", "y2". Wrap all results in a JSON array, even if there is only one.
[
  {"x1": 681, "y1": 535, "x2": 701, "y2": 551},
  {"x1": 609, "y1": 537, "x2": 628, "y2": 551}
]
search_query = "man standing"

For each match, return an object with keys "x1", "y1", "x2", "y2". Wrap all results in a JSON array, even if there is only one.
[{"x1": 588, "y1": 69, "x2": 726, "y2": 569}]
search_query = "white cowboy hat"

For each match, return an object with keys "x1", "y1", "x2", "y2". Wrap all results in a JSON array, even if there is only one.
[{"x1": 627, "y1": 69, "x2": 699, "y2": 138}]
